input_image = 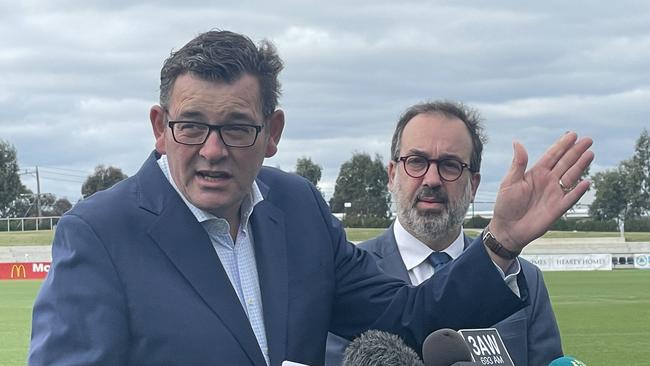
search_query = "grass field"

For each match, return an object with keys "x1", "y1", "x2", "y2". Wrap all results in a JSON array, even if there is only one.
[
  {"x1": 1, "y1": 229, "x2": 650, "y2": 246},
  {"x1": 0, "y1": 280, "x2": 40, "y2": 366},
  {"x1": 343, "y1": 228, "x2": 650, "y2": 243},
  {"x1": 545, "y1": 270, "x2": 650, "y2": 365},
  {"x1": 1, "y1": 271, "x2": 649, "y2": 365},
  {"x1": 0, "y1": 231, "x2": 54, "y2": 247}
]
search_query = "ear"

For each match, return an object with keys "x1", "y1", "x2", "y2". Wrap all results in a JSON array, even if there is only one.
[
  {"x1": 470, "y1": 172, "x2": 481, "y2": 200},
  {"x1": 264, "y1": 109, "x2": 285, "y2": 158},
  {"x1": 150, "y1": 105, "x2": 167, "y2": 154},
  {"x1": 387, "y1": 160, "x2": 397, "y2": 192}
]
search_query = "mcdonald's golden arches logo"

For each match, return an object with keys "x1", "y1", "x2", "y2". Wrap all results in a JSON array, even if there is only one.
[{"x1": 10, "y1": 264, "x2": 27, "y2": 279}]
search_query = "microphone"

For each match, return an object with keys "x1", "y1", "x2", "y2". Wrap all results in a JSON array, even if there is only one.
[
  {"x1": 457, "y1": 328, "x2": 514, "y2": 366},
  {"x1": 548, "y1": 356, "x2": 587, "y2": 365},
  {"x1": 342, "y1": 329, "x2": 424, "y2": 366},
  {"x1": 421, "y1": 328, "x2": 475, "y2": 366}
]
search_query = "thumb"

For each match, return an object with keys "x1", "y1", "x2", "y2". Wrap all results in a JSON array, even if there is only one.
[{"x1": 502, "y1": 141, "x2": 528, "y2": 185}]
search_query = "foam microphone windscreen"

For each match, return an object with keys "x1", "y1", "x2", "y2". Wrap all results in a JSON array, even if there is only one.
[
  {"x1": 422, "y1": 328, "x2": 474, "y2": 366},
  {"x1": 342, "y1": 329, "x2": 424, "y2": 366}
]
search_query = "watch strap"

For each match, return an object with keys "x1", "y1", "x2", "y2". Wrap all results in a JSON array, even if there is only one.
[{"x1": 482, "y1": 229, "x2": 521, "y2": 260}]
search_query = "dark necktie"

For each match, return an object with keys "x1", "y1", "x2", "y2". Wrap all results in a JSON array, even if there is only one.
[{"x1": 428, "y1": 252, "x2": 452, "y2": 271}]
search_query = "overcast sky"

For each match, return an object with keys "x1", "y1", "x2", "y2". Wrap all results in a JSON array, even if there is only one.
[{"x1": 2, "y1": 1, "x2": 648, "y2": 211}]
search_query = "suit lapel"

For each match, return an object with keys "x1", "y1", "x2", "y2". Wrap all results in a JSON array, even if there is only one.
[
  {"x1": 250, "y1": 195, "x2": 289, "y2": 366},
  {"x1": 371, "y1": 228, "x2": 411, "y2": 283},
  {"x1": 138, "y1": 152, "x2": 266, "y2": 366}
]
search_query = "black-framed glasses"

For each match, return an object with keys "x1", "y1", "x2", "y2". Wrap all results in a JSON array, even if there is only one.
[
  {"x1": 168, "y1": 121, "x2": 263, "y2": 147},
  {"x1": 396, "y1": 155, "x2": 471, "y2": 182}
]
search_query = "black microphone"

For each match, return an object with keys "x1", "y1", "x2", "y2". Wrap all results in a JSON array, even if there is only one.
[
  {"x1": 421, "y1": 328, "x2": 476, "y2": 366},
  {"x1": 342, "y1": 329, "x2": 424, "y2": 366},
  {"x1": 457, "y1": 328, "x2": 514, "y2": 366}
]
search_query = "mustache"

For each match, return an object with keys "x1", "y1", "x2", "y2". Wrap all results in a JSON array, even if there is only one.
[{"x1": 415, "y1": 186, "x2": 448, "y2": 203}]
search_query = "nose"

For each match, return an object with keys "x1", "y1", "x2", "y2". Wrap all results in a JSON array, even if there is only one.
[
  {"x1": 421, "y1": 162, "x2": 442, "y2": 188},
  {"x1": 199, "y1": 130, "x2": 229, "y2": 162}
]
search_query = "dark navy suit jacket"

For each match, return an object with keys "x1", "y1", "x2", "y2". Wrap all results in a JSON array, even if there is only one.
[
  {"x1": 30, "y1": 152, "x2": 529, "y2": 366},
  {"x1": 326, "y1": 227, "x2": 562, "y2": 366}
]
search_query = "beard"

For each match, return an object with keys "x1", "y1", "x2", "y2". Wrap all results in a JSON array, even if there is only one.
[{"x1": 393, "y1": 178, "x2": 473, "y2": 243}]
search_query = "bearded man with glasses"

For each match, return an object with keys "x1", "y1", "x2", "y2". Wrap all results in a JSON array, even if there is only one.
[
  {"x1": 30, "y1": 30, "x2": 590, "y2": 366},
  {"x1": 326, "y1": 101, "x2": 563, "y2": 366}
]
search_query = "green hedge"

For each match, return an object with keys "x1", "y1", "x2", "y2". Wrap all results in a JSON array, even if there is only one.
[
  {"x1": 343, "y1": 214, "x2": 392, "y2": 228},
  {"x1": 625, "y1": 218, "x2": 650, "y2": 232},
  {"x1": 463, "y1": 215, "x2": 491, "y2": 229},
  {"x1": 464, "y1": 215, "x2": 650, "y2": 232}
]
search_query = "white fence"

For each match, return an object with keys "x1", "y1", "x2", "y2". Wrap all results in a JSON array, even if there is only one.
[{"x1": 0, "y1": 216, "x2": 61, "y2": 231}]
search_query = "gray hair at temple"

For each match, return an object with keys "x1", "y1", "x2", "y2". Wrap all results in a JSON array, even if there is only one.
[
  {"x1": 390, "y1": 100, "x2": 487, "y2": 173},
  {"x1": 159, "y1": 30, "x2": 284, "y2": 119}
]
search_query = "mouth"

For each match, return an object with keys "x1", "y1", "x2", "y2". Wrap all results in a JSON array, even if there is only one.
[
  {"x1": 417, "y1": 197, "x2": 446, "y2": 204},
  {"x1": 196, "y1": 170, "x2": 232, "y2": 182},
  {"x1": 415, "y1": 190, "x2": 448, "y2": 209}
]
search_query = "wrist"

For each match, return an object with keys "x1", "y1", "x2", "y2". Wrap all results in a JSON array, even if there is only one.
[{"x1": 482, "y1": 226, "x2": 521, "y2": 260}]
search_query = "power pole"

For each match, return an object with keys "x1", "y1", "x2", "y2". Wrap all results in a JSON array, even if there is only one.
[{"x1": 36, "y1": 166, "x2": 42, "y2": 218}]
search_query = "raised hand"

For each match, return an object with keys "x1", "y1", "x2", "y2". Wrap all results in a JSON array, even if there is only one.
[{"x1": 488, "y1": 132, "x2": 594, "y2": 256}]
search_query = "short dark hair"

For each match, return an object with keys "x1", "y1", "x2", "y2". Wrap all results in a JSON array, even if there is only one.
[
  {"x1": 159, "y1": 30, "x2": 283, "y2": 118},
  {"x1": 390, "y1": 100, "x2": 487, "y2": 172}
]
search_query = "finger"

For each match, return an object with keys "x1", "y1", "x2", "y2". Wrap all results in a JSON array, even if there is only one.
[
  {"x1": 558, "y1": 149, "x2": 595, "y2": 189},
  {"x1": 537, "y1": 132, "x2": 578, "y2": 171},
  {"x1": 559, "y1": 179, "x2": 591, "y2": 212},
  {"x1": 501, "y1": 141, "x2": 528, "y2": 186},
  {"x1": 552, "y1": 137, "x2": 594, "y2": 179}
]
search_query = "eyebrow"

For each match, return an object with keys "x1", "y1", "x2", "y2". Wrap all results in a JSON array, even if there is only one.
[
  {"x1": 175, "y1": 110, "x2": 258, "y2": 124},
  {"x1": 404, "y1": 148, "x2": 465, "y2": 161},
  {"x1": 176, "y1": 110, "x2": 207, "y2": 120}
]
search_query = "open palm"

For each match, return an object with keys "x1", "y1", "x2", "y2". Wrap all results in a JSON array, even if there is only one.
[{"x1": 490, "y1": 132, "x2": 594, "y2": 251}]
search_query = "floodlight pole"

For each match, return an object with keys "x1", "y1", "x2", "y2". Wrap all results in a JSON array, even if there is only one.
[{"x1": 36, "y1": 166, "x2": 42, "y2": 229}]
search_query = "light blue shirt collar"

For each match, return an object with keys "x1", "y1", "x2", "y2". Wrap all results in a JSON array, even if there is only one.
[{"x1": 156, "y1": 154, "x2": 263, "y2": 228}]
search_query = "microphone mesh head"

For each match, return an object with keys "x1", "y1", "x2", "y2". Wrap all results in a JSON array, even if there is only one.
[
  {"x1": 421, "y1": 328, "x2": 473, "y2": 366},
  {"x1": 343, "y1": 329, "x2": 424, "y2": 366}
]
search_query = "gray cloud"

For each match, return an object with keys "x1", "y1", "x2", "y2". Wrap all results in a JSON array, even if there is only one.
[{"x1": 2, "y1": 1, "x2": 648, "y2": 206}]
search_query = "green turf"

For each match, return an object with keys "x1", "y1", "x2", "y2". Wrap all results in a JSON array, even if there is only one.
[
  {"x1": 0, "y1": 280, "x2": 41, "y2": 366},
  {"x1": 343, "y1": 228, "x2": 650, "y2": 243},
  {"x1": 1, "y1": 229, "x2": 649, "y2": 246},
  {"x1": 0, "y1": 231, "x2": 54, "y2": 247},
  {"x1": 345, "y1": 228, "x2": 484, "y2": 242},
  {"x1": 544, "y1": 270, "x2": 650, "y2": 365},
  {"x1": 344, "y1": 228, "x2": 386, "y2": 242},
  {"x1": 2, "y1": 272, "x2": 649, "y2": 364},
  {"x1": 542, "y1": 230, "x2": 650, "y2": 242}
]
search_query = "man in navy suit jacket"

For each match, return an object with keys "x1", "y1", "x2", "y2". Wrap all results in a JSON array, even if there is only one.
[
  {"x1": 327, "y1": 101, "x2": 563, "y2": 366},
  {"x1": 29, "y1": 32, "x2": 593, "y2": 366}
]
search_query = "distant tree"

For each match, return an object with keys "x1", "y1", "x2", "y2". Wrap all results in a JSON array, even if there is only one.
[
  {"x1": 295, "y1": 156, "x2": 322, "y2": 188},
  {"x1": 329, "y1": 153, "x2": 390, "y2": 227},
  {"x1": 5, "y1": 191, "x2": 73, "y2": 218},
  {"x1": 3, "y1": 189, "x2": 33, "y2": 218},
  {"x1": 0, "y1": 140, "x2": 28, "y2": 216},
  {"x1": 50, "y1": 197, "x2": 73, "y2": 216},
  {"x1": 627, "y1": 128, "x2": 650, "y2": 215},
  {"x1": 589, "y1": 129, "x2": 650, "y2": 238},
  {"x1": 590, "y1": 167, "x2": 630, "y2": 221},
  {"x1": 81, "y1": 165, "x2": 128, "y2": 198}
]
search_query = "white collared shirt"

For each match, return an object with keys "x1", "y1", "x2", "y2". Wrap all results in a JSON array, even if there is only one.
[
  {"x1": 393, "y1": 216, "x2": 521, "y2": 296},
  {"x1": 157, "y1": 155, "x2": 270, "y2": 365}
]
